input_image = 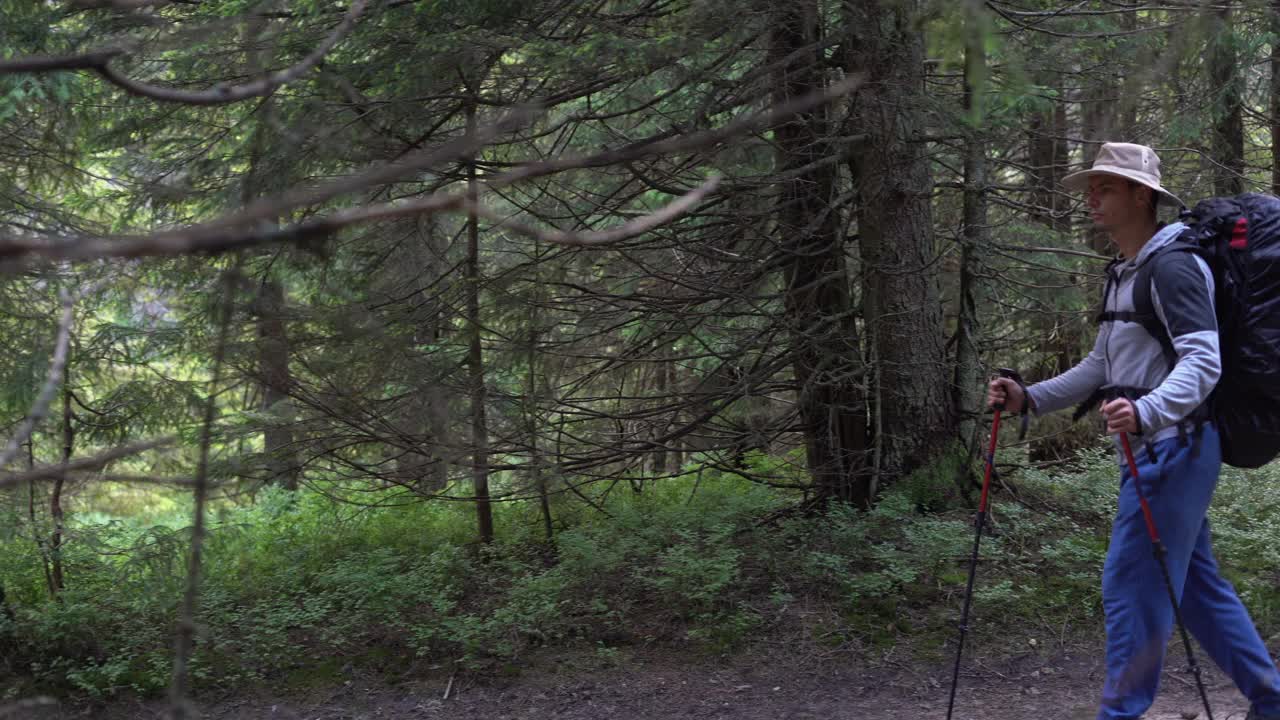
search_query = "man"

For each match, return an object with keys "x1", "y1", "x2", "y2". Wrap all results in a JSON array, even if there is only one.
[{"x1": 987, "y1": 142, "x2": 1280, "y2": 720}]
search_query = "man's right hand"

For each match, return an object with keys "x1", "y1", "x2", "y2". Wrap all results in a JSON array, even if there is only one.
[{"x1": 988, "y1": 377, "x2": 1027, "y2": 413}]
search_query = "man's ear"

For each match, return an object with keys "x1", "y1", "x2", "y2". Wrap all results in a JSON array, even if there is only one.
[{"x1": 1140, "y1": 185, "x2": 1155, "y2": 209}]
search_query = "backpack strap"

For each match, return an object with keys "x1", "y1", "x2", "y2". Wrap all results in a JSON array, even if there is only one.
[
  {"x1": 1094, "y1": 256, "x2": 1122, "y2": 323},
  {"x1": 1091, "y1": 254, "x2": 1178, "y2": 370},
  {"x1": 1119, "y1": 255, "x2": 1179, "y2": 373},
  {"x1": 1092, "y1": 242, "x2": 1215, "y2": 437}
]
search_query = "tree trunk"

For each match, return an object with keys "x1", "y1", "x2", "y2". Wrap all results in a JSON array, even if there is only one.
[
  {"x1": 29, "y1": 440, "x2": 54, "y2": 599},
  {"x1": 848, "y1": 0, "x2": 952, "y2": 487},
  {"x1": 50, "y1": 384, "x2": 71, "y2": 596},
  {"x1": 391, "y1": 215, "x2": 451, "y2": 493},
  {"x1": 0, "y1": 581, "x2": 13, "y2": 626},
  {"x1": 652, "y1": 341, "x2": 671, "y2": 478},
  {"x1": 466, "y1": 102, "x2": 494, "y2": 545},
  {"x1": 667, "y1": 356, "x2": 684, "y2": 473},
  {"x1": 238, "y1": 20, "x2": 298, "y2": 491},
  {"x1": 772, "y1": 0, "x2": 868, "y2": 505},
  {"x1": 1081, "y1": 81, "x2": 1116, "y2": 256},
  {"x1": 1210, "y1": 5, "x2": 1244, "y2": 196},
  {"x1": 954, "y1": 0, "x2": 988, "y2": 459},
  {"x1": 256, "y1": 278, "x2": 298, "y2": 490},
  {"x1": 1272, "y1": 0, "x2": 1280, "y2": 196},
  {"x1": 1028, "y1": 89, "x2": 1070, "y2": 232},
  {"x1": 527, "y1": 239, "x2": 553, "y2": 541},
  {"x1": 1027, "y1": 67, "x2": 1079, "y2": 375}
]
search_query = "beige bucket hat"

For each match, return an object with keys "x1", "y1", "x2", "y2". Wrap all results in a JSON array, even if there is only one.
[{"x1": 1062, "y1": 142, "x2": 1184, "y2": 208}]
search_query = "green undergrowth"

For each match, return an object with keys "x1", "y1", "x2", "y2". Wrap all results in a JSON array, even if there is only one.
[{"x1": 2, "y1": 446, "x2": 1280, "y2": 699}]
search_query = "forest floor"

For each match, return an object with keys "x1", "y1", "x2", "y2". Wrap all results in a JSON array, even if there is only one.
[{"x1": 23, "y1": 639, "x2": 1259, "y2": 720}]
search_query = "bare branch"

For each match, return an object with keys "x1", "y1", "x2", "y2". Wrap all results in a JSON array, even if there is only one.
[
  {"x1": 0, "y1": 49, "x2": 124, "y2": 73},
  {"x1": 69, "y1": 0, "x2": 184, "y2": 8},
  {"x1": 96, "y1": 473, "x2": 208, "y2": 486},
  {"x1": 480, "y1": 74, "x2": 866, "y2": 188},
  {"x1": 0, "y1": 0, "x2": 369, "y2": 106},
  {"x1": 0, "y1": 171, "x2": 720, "y2": 260},
  {"x1": 152, "y1": 103, "x2": 537, "y2": 235},
  {"x1": 99, "y1": 0, "x2": 370, "y2": 105},
  {"x1": 0, "y1": 437, "x2": 177, "y2": 490},
  {"x1": 0, "y1": 291, "x2": 76, "y2": 470},
  {"x1": 0, "y1": 107, "x2": 535, "y2": 262},
  {"x1": 986, "y1": 0, "x2": 1186, "y2": 38},
  {"x1": 0, "y1": 75, "x2": 860, "y2": 264},
  {"x1": 479, "y1": 174, "x2": 722, "y2": 246},
  {"x1": 0, "y1": 192, "x2": 469, "y2": 261}
]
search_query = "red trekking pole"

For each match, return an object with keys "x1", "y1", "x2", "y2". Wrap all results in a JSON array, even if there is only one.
[
  {"x1": 946, "y1": 368, "x2": 1023, "y2": 720},
  {"x1": 1118, "y1": 432, "x2": 1214, "y2": 720}
]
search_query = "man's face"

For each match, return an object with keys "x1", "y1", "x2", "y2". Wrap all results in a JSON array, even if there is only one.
[{"x1": 1085, "y1": 176, "x2": 1148, "y2": 230}]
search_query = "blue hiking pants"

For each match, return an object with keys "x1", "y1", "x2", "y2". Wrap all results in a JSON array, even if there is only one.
[{"x1": 1098, "y1": 424, "x2": 1280, "y2": 719}]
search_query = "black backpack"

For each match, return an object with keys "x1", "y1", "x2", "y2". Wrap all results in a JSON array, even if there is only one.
[{"x1": 1129, "y1": 194, "x2": 1280, "y2": 468}]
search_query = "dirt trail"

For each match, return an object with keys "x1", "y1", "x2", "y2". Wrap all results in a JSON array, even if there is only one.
[{"x1": 20, "y1": 646, "x2": 1260, "y2": 720}]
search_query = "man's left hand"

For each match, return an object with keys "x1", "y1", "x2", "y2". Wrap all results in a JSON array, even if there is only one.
[{"x1": 1100, "y1": 398, "x2": 1139, "y2": 435}]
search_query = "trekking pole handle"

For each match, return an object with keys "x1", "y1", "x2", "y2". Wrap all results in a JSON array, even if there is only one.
[
  {"x1": 997, "y1": 368, "x2": 1024, "y2": 388},
  {"x1": 992, "y1": 368, "x2": 1021, "y2": 412},
  {"x1": 996, "y1": 368, "x2": 1030, "y2": 441}
]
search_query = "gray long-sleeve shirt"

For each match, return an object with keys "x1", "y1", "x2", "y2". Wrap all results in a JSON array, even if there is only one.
[{"x1": 1026, "y1": 222, "x2": 1220, "y2": 451}]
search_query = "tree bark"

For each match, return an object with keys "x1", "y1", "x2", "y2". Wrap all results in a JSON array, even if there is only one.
[
  {"x1": 1209, "y1": 5, "x2": 1244, "y2": 196},
  {"x1": 50, "y1": 384, "x2": 71, "y2": 596},
  {"x1": 238, "y1": 18, "x2": 298, "y2": 491},
  {"x1": 848, "y1": 0, "x2": 952, "y2": 487},
  {"x1": 28, "y1": 440, "x2": 54, "y2": 599},
  {"x1": 0, "y1": 581, "x2": 13, "y2": 626},
  {"x1": 1028, "y1": 84, "x2": 1070, "y2": 232},
  {"x1": 954, "y1": 0, "x2": 988, "y2": 459},
  {"x1": 1272, "y1": 0, "x2": 1280, "y2": 196},
  {"x1": 772, "y1": 0, "x2": 868, "y2": 505},
  {"x1": 255, "y1": 277, "x2": 297, "y2": 490},
  {"x1": 390, "y1": 215, "x2": 451, "y2": 493},
  {"x1": 527, "y1": 239, "x2": 553, "y2": 541},
  {"x1": 1027, "y1": 67, "x2": 1079, "y2": 376},
  {"x1": 466, "y1": 101, "x2": 494, "y2": 545},
  {"x1": 652, "y1": 341, "x2": 671, "y2": 478}
]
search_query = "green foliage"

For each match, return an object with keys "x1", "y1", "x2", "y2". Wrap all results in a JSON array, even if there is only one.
[
  {"x1": 0, "y1": 468, "x2": 783, "y2": 694},
  {"x1": 6, "y1": 444, "x2": 1280, "y2": 698}
]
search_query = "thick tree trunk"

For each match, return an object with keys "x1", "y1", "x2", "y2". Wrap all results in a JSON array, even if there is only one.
[
  {"x1": 849, "y1": 0, "x2": 953, "y2": 486},
  {"x1": 1210, "y1": 6, "x2": 1244, "y2": 197},
  {"x1": 954, "y1": 1, "x2": 988, "y2": 459},
  {"x1": 1027, "y1": 72, "x2": 1080, "y2": 375},
  {"x1": 772, "y1": 0, "x2": 868, "y2": 505},
  {"x1": 1272, "y1": 1, "x2": 1280, "y2": 196},
  {"x1": 256, "y1": 278, "x2": 297, "y2": 490},
  {"x1": 1081, "y1": 77, "x2": 1118, "y2": 255},
  {"x1": 466, "y1": 102, "x2": 494, "y2": 545},
  {"x1": 391, "y1": 216, "x2": 450, "y2": 493},
  {"x1": 1028, "y1": 86, "x2": 1070, "y2": 232},
  {"x1": 239, "y1": 32, "x2": 298, "y2": 490}
]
